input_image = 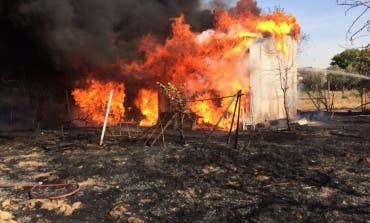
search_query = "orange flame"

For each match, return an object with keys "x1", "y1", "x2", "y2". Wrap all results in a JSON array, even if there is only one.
[
  {"x1": 135, "y1": 89, "x2": 158, "y2": 126},
  {"x1": 72, "y1": 8, "x2": 300, "y2": 128},
  {"x1": 121, "y1": 11, "x2": 299, "y2": 128},
  {"x1": 71, "y1": 79, "x2": 125, "y2": 125},
  {"x1": 189, "y1": 93, "x2": 225, "y2": 125}
]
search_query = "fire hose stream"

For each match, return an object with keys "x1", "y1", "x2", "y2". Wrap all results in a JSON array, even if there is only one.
[{"x1": 0, "y1": 182, "x2": 80, "y2": 199}]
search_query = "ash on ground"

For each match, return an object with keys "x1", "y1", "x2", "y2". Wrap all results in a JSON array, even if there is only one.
[{"x1": 0, "y1": 114, "x2": 369, "y2": 222}]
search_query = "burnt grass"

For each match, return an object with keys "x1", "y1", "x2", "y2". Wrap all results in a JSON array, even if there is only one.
[{"x1": 0, "y1": 114, "x2": 369, "y2": 222}]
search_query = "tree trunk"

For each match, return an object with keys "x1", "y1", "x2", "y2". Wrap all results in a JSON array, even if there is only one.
[
  {"x1": 361, "y1": 88, "x2": 366, "y2": 113},
  {"x1": 342, "y1": 86, "x2": 345, "y2": 98},
  {"x1": 177, "y1": 113, "x2": 186, "y2": 145},
  {"x1": 283, "y1": 89, "x2": 291, "y2": 131}
]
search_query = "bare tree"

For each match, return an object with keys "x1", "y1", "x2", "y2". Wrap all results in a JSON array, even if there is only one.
[
  {"x1": 337, "y1": 0, "x2": 370, "y2": 44},
  {"x1": 262, "y1": 36, "x2": 299, "y2": 131},
  {"x1": 301, "y1": 70, "x2": 336, "y2": 112},
  {"x1": 157, "y1": 82, "x2": 189, "y2": 144},
  {"x1": 276, "y1": 52, "x2": 295, "y2": 130}
]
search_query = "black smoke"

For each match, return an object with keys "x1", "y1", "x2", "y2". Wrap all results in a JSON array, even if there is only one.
[
  {"x1": 0, "y1": 0, "x2": 214, "y2": 85},
  {"x1": 0, "y1": 0, "x2": 260, "y2": 127},
  {"x1": 0, "y1": 0, "x2": 262, "y2": 86},
  {"x1": 231, "y1": 0, "x2": 260, "y2": 16},
  {"x1": 205, "y1": 0, "x2": 260, "y2": 15}
]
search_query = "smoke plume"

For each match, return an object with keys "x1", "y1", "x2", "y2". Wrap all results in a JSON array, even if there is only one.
[
  {"x1": 232, "y1": 0, "x2": 260, "y2": 16},
  {"x1": 0, "y1": 0, "x2": 262, "y2": 83},
  {"x1": 0, "y1": 0, "x2": 262, "y2": 95},
  {"x1": 0, "y1": 0, "x2": 215, "y2": 83},
  {"x1": 0, "y1": 0, "x2": 262, "y2": 126}
]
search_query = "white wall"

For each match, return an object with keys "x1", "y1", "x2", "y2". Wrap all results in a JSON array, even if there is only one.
[{"x1": 246, "y1": 37, "x2": 298, "y2": 125}]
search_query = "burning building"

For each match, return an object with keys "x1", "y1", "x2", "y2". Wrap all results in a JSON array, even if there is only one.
[
  {"x1": 246, "y1": 36, "x2": 298, "y2": 126},
  {"x1": 0, "y1": 0, "x2": 300, "y2": 130},
  {"x1": 72, "y1": 10, "x2": 300, "y2": 129}
]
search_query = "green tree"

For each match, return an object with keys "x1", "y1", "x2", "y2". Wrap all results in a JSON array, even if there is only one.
[
  {"x1": 354, "y1": 48, "x2": 370, "y2": 75},
  {"x1": 327, "y1": 65, "x2": 358, "y2": 95},
  {"x1": 353, "y1": 48, "x2": 370, "y2": 112},
  {"x1": 329, "y1": 47, "x2": 370, "y2": 111},
  {"x1": 330, "y1": 49, "x2": 361, "y2": 70}
]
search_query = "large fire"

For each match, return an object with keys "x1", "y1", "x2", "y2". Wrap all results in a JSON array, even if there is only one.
[
  {"x1": 134, "y1": 89, "x2": 158, "y2": 127},
  {"x1": 71, "y1": 79, "x2": 125, "y2": 125},
  {"x1": 72, "y1": 5, "x2": 300, "y2": 128}
]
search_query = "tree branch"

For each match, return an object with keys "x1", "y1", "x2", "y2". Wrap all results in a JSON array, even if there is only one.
[{"x1": 337, "y1": 0, "x2": 370, "y2": 42}]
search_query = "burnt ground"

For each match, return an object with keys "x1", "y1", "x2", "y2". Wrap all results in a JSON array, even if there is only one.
[{"x1": 0, "y1": 114, "x2": 369, "y2": 223}]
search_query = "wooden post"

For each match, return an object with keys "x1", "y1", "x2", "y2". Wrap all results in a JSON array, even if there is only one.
[
  {"x1": 241, "y1": 96, "x2": 246, "y2": 131},
  {"x1": 202, "y1": 91, "x2": 239, "y2": 148},
  {"x1": 326, "y1": 70, "x2": 330, "y2": 108},
  {"x1": 149, "y1": 113, "x2": 177, "y2": 147},
  {"x1": 361, "y1": 88, "x2": 365, "y2": 112},
  {"x1": 227, "y1": 91, "x2": 240, "y2": 144},
  {"x1": 250, "y1": 91, "x2": 254, "y2": 128},
  {"x1": 144, "y1": 120, "x2": 162, "y2": 146},
  {"x1": 364, "y1": 88, "x2": 367, "y2": 112},
  {"x1": 235, "y1": 92, "x2": 242, "y2": 149},
  {"x1": 100, "y1": 90, "x2": 113, "y2": 146}
]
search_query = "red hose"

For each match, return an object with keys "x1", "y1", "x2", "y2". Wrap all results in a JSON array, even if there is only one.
[{"x1": 29, "y1": 182, "x2": 80, "y2": 199}]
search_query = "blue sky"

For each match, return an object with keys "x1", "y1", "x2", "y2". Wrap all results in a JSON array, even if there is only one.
[{"x1": 202, "y1": 0, "x2": 369, "y2": 68}]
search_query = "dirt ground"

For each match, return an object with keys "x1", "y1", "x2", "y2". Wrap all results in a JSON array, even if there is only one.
[
  {"x1": 0, "y1": 113, "x2": 369, "y2": 223},
  {"x1": 297, "y1": 90, "x2": 369, "y2": 112}
]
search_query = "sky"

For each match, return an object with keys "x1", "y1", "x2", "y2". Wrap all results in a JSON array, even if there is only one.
[{"x1": 203, "y1": 0, "x2": 369, "y2": 68}]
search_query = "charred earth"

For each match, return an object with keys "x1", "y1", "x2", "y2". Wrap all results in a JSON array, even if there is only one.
[{"x1": 0, "y1": 113, "x2": 369, "y2": 222}]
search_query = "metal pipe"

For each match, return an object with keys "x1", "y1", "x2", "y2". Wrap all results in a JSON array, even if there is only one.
[{"x1": 100, "y1": 90, "x2": 113, "y2": 146}]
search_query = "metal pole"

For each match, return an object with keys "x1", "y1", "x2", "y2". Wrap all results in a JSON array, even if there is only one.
[{"x1": 100, "y1": 90, "x2": 113, "y2": 146}]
